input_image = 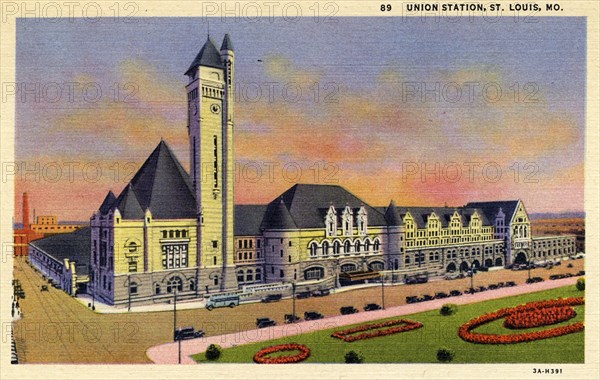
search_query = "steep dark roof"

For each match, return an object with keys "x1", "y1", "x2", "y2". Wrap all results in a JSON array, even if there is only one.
[
  {"x1": 261, "y1": 184, "x2": 387, "y2": 230},
  {"x1": 235, "y1": 205, "x2": 267, "y2": 235},
  {"x1": 220, "y1": 33, "x2": 234, "y2": 51},
  {"x1": 99, "y1": 191, "x2": 116, "y2": 215},
  {"x1": 262, "y1": 199, "x2": 298, "y2": 230},
  {"x1": 111, "y1": 140, "x2": 197, "y2": 220},
  {"x1": 465, "y1": 201, "x2": 520, "y2": 224},
  {"x1": 30, "y1": 227, "x2": 90, "y2": 275},
  {"x1": 114, "y1": 184, "x2": 144, "y2": 219},
  {"x1": 384, "y1": 201, "x2": 402, "y2": 226},
  {"x1": 185, "y1": 37, "x2": 223, "y2": 75}
]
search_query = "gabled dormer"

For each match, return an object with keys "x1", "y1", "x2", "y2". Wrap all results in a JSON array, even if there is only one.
[
  {"x1": 325, "y1": 205, "x2": 337, "y2": 237},
  {"x1": 356, "y1": 206, "x2": 368, "y2": 235},
  {"x1": 342, "y1": 205, "x2": 353, "y2": 236}
]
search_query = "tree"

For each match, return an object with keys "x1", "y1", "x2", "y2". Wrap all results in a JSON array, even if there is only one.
[
  {"x1": 576, "y1": 277, "x2": 585, "y2": 291},
  {"x1": 205, "y1": 344, "x2": 222, "y2": 361},
  {"x1": 344, "y1": 350, "x2": 364, "y2": 363},
  {"x1": 440, "y1": 304, "x2": 458, "y2": 316},
  {"x1": 437, "y1": 348, "x2": 454, "y2": 362}
]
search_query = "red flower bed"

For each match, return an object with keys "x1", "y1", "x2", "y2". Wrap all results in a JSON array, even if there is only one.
[
  {"x1": 504, "y1": 306, "x2": 576, "y2": 329},
  {"x1": 331, "y1": 319, "x2": 423, "y2": 342},
  {"x1": 458, "y1": 297, "x2": 584, "y2": 344},
  {"x1": 253, "y1": 343, "x2": 310, "y2": 364}
]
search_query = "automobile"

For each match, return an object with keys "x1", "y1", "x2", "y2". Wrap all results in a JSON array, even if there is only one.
[
  {"x1": 577, "y1": 270, "x2": 585, "y2": 276},
  {"x1": 549, "y1": 274, "x2": 564, "y2": 280},
  {"x1": 554, "y1": 260, "x2": 562, "y2": 266},
  {"x1": 496, "y1": 282, "x2": 505, "y2": 288},
  {"x1": 340, "y1": 306, "x2": 359, "y2": 315},
  {"x1": 567, "y1": 263, "x2": 574, "y2": 268},
  {"x1": 312, "y1": 289, "x2": 330, "y2": 297},
  {"x1": 506, "y1": 281, "x2": 517, "y2": 287},
  {"x1": 478, "y1": 266, "x2": 489, "y2": 272},
  {"x1": 364, "y1": 303, "x2": 382, "y2": 311},
  {"x1": 174, "y1": 327, "x2": 205, "y2": 341},
  {"x1": 575, "y1": 253, "x2": 585, "y2": 259},
  {"x1": 406, "y1": 296, "x2": 419, "y2": 304},
  {"x1": 404, "y1": 277, "x2": 417, "y2": 284},
  {"x1": 478, "y1": 286, "x2": 488, "y2": 292},
  {"x1": 256, "y1": 318, "x2": 277, "y2": 328},
  {"x1": 449, "y1": 290, "x2": 462, "y2": 297},
  {"x1": 488, "y1": 284, "x2": 498, "y2": 290},
  {"x1": 304, "y1": 311, "x2": 324, "y2": 320},
  {"x1": 465, "y1": 288, "x2": 478, "y2": 294},
  {"x1": 206, "y1": 294, "x2": 240, "y2": 310},
  {"x1": 526, "y1": 277, "x2": 544, "y2": 284},
  {"x1": 51, "y1": 282, "x2": 60, "y2": 289},
  {"x1": 40, "y1": 285, "x2": 49, "y2": 291},
  {"x1": 433, "y1": 292, "x2": 448, "y2": 299},
  {"x1": 284, "y1": 314, "x2": 301, "y2": 324},
  {"x1": 261, "y1": 294, "x2": 282, "y2": 303},
  {"x1": 415, "y1": 276, "x2": 429, "y2": 284},
  {"x1": 295, "y1": 291, "x2": 311, "y2": 299},
  {"x1": 564, "y1": 273, "x2": 574, "y2": 278}
]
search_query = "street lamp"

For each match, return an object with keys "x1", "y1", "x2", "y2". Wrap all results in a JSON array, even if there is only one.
[
  {"x1": 527, "y1": 259, "x2": 532, "y2": 281},
  {"x1": 173, "y1": 286, "x2": 178, "y2": 342},
  {"x1": 380, "y1": 273, "x2": 385, "y2": 309},
  {"x1": 470, "y1": 263, "x2": 475, "y2": 293},
  {"x1": 292, "y1": 282, "x2": 297, "y2": 322}
]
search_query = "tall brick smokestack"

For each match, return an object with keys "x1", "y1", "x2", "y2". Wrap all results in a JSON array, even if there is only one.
[{"x1": 22, "y1": 192, "x2": 29, "y2": 229}]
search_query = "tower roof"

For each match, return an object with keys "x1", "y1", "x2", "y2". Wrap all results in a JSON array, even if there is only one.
[
  {"x1": 261, "y1": 198, "x2": 297, "y2": 230},
  {"x1": 108, "y1": 140, "x2": 197, "y2": 220},
  {"x1": 220, "y1": 33, "x2": 234, "y2": 51},
  {"x1": 384, "y1": 200, "x2": 402, "y2": 226},
  {"x1": 99, "y1": 191, "x2": 117, "y2": 215},
  {"x1": 185, "y1": 37, "x2": 224, "y2": 76}
]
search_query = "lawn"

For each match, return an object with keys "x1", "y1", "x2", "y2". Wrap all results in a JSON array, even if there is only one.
[{"x1": 192, "y1": 285, "x2": 584, "y2": 363}]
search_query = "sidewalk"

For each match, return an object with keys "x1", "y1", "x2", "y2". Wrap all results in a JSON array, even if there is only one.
[{"x1": 146, "y1": 277, "x2": 579, "y2": 364}]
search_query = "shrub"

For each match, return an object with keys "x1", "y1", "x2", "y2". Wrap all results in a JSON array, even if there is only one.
[
  {"x1": 205, "y1": 344, "x2": 222, "y2": 361},
  {"x1": 440, "y1": 304, "x2": 458, "y2": 316},
  {"x1": 576, "y1": 277, "x2": 585, "y2": 291},
  {"x1": 437, "y1": 348, "x2": 454, "y2": 362},
  {"x1": 344, "y1": 350, "x2": 364, "y2": 364}
]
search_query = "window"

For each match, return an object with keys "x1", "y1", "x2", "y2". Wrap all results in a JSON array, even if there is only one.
[
  {"x1": 213, "y1": 256, "x2": 217, "y2": 265},
  {"x1": 333, "y1": 241, "x2": 341, "y2": 255},
  {"x1": 255, "y1": 269, "x2": 262, "y2": 281},
  {"x1": 246, "y1": 270, "x2": 254, "y2": 282},
  {"x1": 190, "y1": 279, "x2": 196, "y2": 291},
  {"x1": 237, "y1": 270, "x2": 244, "y2": 283},
  {"x1": 212, "y1": 240, "x2": 218, "y2": 248},
  {"x1": 341, "y1": 263, "x2": 357, "y2": 272},
  {"x1": 129, "y1": 281, "x2": 138, "y2": 295},
  {"x1": 288, "y1": 241, "x2": 292, "y2": 247},
  {"x1": 279, "y1": 269, "x2": 284, "y2": 278},
  {"x1": 344, "y1": 240, "x2": 351, "y2": 254},
  {"x1": 128, "y1": 260, "x2": 137, "y2": 273},
  {"x1": 288, "y1": 255, "x2": 292, "y2": 263},
  {"x1": 213, "y1": 276, "x2": 219, "y2": 286},
  {"x1": 161, "y1": 243, "x2": 189, "y2": 269},
  {"x1": 155, "y1": 283, "x2": 161, "y2": 295},
  {"x1": 213, "y1": 135, "x2": 219, "y2": 188},
  {"x1": 304, "y1": 267, "x2": 324, "y2": 280},
  {"x1": 309, "y1": 242, "x2": 318, "y2": 257},
  {"x1": 355, "y1": 240, "x2": 361, "y2": 253},
  {"x1": 166, "y1": 277, "x2": 183, "y2": 293},
  {"x1": 373, "y1": 239, "x2": 380, "y2": 252},
  {"x1": 322, "y1": 241, "x2": 329, "y2": 256}
]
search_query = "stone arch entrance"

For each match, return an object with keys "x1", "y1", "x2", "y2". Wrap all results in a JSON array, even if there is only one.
[
  {"x1": 485, "y1": 258, "x2": 493, "y2": 268},
  {"x1": 446, "y1": 262, "x2": 457, "y2": 272},
  {"x1": 460, "y1": 261, "x2": 470, "y2": 272},
  {"x1": 472, "y1": 260, "x2": 481, "y2": 269},
  {"x1": 514, "y1": 252, "x2": 528, "y2": 265},
  {"x1": 495, "y1": 257, "x2": 503, "y2": 267}
]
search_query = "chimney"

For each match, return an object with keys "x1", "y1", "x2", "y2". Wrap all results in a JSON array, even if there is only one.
[{"x1": 22, "y1": 192, "x2": 30, "y2": 229}]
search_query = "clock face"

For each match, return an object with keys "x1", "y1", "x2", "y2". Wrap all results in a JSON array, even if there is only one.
[{"x1": 210, "y1": 103, "x2": 221, "y2": 114}]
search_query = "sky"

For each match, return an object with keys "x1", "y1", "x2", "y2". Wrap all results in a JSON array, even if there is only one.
[{"x1": 14, "y1": 17, "x2": 585, "y2": 221}]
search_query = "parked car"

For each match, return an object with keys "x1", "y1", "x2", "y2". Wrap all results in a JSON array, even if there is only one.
[
  {"x1": 364, "y1": 303, "x2": 382, "y2": 311},
  {"x1": 415, "y1": 276, "x2": 429, "y2": 284},
  {"x1": 284, "y1": 314, "x2": 301, "y2": 324},
  {"x1": 312, "y1": 289, "x2": 330, "y2": 297},
  {"x1": 421, "y1": 294, "x2": 434, "y2": 301},
  {"x1": 577, "y1": 270, "x2": 585, "y2": 276},
  {"x1": 496, "y1": 282, "x2": 505, "y2": 288},
  {"x1": 434, "y1": 292, "x2": 449, "y2": 299},
  {"x1": 406, "y1": 296, "x2": 419, "y2": 304},
  {"x1": 506, "y1": 281, "x2": 517, "y2": 287},
  {"x1": 526, "y1": 277, "x2": 544, "y2": 284},
  {"x1": 256, "y1": 318, "x2": 277, "y2": 328},
  {"x1": 549, "y1": 274, "x2": 564, "y2": 280},
  {"x1": 449, "y1": 290, "x2": 462, "y2": 297},
  {"x1": 40, "y1": 285, "x2": 49, "y2": 291},
  {"x1": 206, "y1": 294, "x2": 240, "y2": 310},
  {"x1": 478, "y1": 286, "x2": 488, "y2": 292},
  {"x1": 174, "y1": 326, "x2": 205, "y2": 341},
  {"x1": 295, "y1": 291, "x2": 311, "y2": 299},
  {"x1": 304, "y1": 311, "x2": 324, "y2": 320},
  {"x1": 261, "y1": 294, "x2": 282, "y2": 303},
  {"x1": 340, "y1": 306, "x2": 359, "y2": 315},
  {"x1": 567, "y1": 263, "x2": 574, "y2": 268},
  {"x1": 488, "y1": 284, "x2": 498, "y2": 290}
]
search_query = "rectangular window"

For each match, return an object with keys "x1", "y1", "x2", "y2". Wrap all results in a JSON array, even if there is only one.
[
  {"x1": 212, "y1": 240, "x2": 218, "y2": 249},
  {"x1": 161, "y1": 243, "x2": 189, "y2": 269},
  {"x1": 280, "y1": 269, "x2": 284, "y2": 278},
  {"x1": 128, "y1": 261, "x2": 137, "y2": 273},
  {"x1": 213, "y1": 136, "x2": 218, "y2": 188}
]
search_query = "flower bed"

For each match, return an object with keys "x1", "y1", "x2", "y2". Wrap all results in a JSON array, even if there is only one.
[
  {"x1": 459, "y1": 297, "x2": 584, "y2": 344},
  {"x1": 331, "y1": 319, "x2": 423, "y2": 342},
  {"x1": 253, "y1": 343, "x2": 310, "y2": 364},
  {"x1": 504, "y1": 306, "x2": 576, "y2": 329}
]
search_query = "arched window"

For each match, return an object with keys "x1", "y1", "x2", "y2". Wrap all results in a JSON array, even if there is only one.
[
  {"x1": 166, "y1": 277, "x2": 183, "y2": 293},
  {"x1": 369, "y1": 261, "x2": 384, "y2": 271},
  {"x1": 129, "y1": 281, "x2": 138, "y2": 295},
  {"x1": 190, "y1": 279, "x2": 196, "y2": 291},
  {"x1": 364, "y1": 239, "x2": 371, "y2": 252},
  {"x1": 154, "y1": 283, "x2": 161, "y2": 295},
  {"x1": 322, "y1": 241, "x2": 330, "y2": 256},
  {"x1": 373, "y1": 239, "x2": 380, "y2": 252},
  {"x1": 355, "y1": 240, "x2": 361, "y2": 253},
  {"x1": 344, "y1": 240, "x2": 351, "y2": 254},
  {"x1": 333, "y1": 241, "x2": 341, "y2": 255},
  {"x1": 237, "y1": 270, "x2": 244, "y2": 283},
  {"x1": 341, "y1": 263, "x2": 357, "y2": 272},
  {"x1": 304, "y1": 267, "x2": 324, "y2": 280},
  {"x1": 309, "y1": 242, "x2": 318, "y2": 257}
]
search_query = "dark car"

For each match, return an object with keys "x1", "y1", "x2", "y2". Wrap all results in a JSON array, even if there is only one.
[
  {"x1": 364, "y1": 303, "x2": 382, "y2": 311},
  {"x1": 295, "y1": 291, "x2": 311, "y2": 299},
  {"x1": 577, "y1": 270, "x2": 585, "y2": 276},
  {"x1": 478, "y1": 286, "x2": 488, "y2": 292},
  {"x1": 256, "y1": 318, "x2": 277, "y2": 328},
  {"x1": 40, "y1": 285, "x2": 49, "y2": 291},
  {"x1": 304, "y1": 311, "x2": 324, "y2": 320},
  {"x1": 312, "y1": 289, "x2": 330, "y2": 297},
  {"x1": 261, "y1": 294, "x2": 282, "y2": 303},
  {"x1": 406, "y1": 296, "x2": 419, "y2": 304},
  {"x1": 526, "y1": 277, "x2": 544, "y2": 284},
  {"x1": 340, "y1": 306, "x2": 359, "y2": 315},
  {"x1": 506, "y1": 281, "x2": 517, "y2": 287},
  {"x1": 404, "y1": 277, "x2": 417, "y2": 285},
  {"x1": 434, "y1": 292, "x2": 449, "y2": 299},
  {"x1": 488, "y1": 284, "x2": 498, "y2": 290},
  {"x1": 496, "y1": 282, "x2": 505, "y2": 288},
  {"x1": 449, "y1": 290, "x2": 462, "y2": 297},
  {"x1": 549, "y1": 274, "x2": 564, "y2": 280},
  {"x1": 284, "y1": 314, "x2": 301, "y2": 324},
  {"x1": 415, "y1": 276, "x2": 429, "y2": 284},
  {"x1": 422, "y1": 295, "x2": 434, "y2": 301},
  {"x1": 174, "y1": 327, "x2": 205, "y2": 341}
]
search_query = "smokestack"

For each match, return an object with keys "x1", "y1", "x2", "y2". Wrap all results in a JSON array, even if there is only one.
[{"x1": 23, "y1": 192, "x2": 29, "y2": 229}]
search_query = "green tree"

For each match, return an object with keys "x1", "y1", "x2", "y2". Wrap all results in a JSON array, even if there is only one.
[
  {"x1": 437, "y1": 348, "x2": 454, "y2": 362},
  {"x1": 205, "y1": 344, "x2": 222, "y2": 361},
  {"x1": 344, "y1": 350, "x2": 364, "y2": 364},
  {"x1": 576, "y1": 277, "x2": 585, "y2": 291},
  {"x1": 440, "y1": 304, "x2": 458, "y2": 316}
]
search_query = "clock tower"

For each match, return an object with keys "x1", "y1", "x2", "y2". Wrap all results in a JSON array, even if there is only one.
[{"x1": 185, "y1": 34, "x2": 236, "y2": 291}]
